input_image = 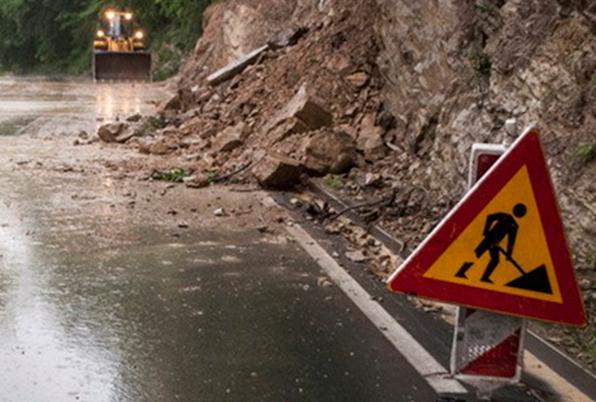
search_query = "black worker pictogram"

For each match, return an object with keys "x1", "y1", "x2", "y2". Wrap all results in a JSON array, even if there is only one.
[{"x1": 455, "y1": 203, "x2": 552, "y2": 294}]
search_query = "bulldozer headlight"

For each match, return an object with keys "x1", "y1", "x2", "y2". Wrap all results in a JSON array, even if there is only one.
[
  {"x1": 105, "y1": 10, "x2": 116, "y2": 20},
  {"x1": 134, "y1": 31, "x2": 144, "y2": 40},
  {"x1": 125, "y1": 12, "x2": 133, "y2": 21},
  {"x1": 96, "y1": 30, "x2": 105, "y2": 38}
]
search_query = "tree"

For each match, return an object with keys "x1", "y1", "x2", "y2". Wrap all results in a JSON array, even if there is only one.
[{"x1": 0, "y1": 0, "x2": 213, "y2": 77}]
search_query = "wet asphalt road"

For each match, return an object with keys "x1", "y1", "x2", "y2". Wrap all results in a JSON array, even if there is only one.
[{"x1": 0, "y1": 77, "x2": 439, "y2": 401}]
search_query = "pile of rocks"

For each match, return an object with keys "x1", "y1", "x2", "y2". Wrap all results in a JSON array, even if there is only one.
[{"x1": 97, "y1": 0, "x2": 392, "y2": 190}]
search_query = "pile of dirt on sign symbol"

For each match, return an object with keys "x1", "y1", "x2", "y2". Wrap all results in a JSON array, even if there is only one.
[{"x1": 97, "y1": 0, "x2": 596, "y2": 370}]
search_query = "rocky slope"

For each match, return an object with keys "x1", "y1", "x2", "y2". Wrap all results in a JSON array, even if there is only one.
[{"x1": 98, "y1": 0, "x2": 595, "y2": 369}]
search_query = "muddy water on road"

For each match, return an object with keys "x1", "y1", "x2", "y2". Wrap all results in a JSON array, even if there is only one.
[{"x1": 0, "y1": 76, "x2": 167, "y2": 137}]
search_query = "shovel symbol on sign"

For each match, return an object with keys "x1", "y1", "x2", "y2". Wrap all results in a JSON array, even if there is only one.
[
  {"x1": 499, "y1": 247, "x2": 552, "y2": 294},
  {"x1": 455, "y1": 203, "x2": 552, "y2": 295}
]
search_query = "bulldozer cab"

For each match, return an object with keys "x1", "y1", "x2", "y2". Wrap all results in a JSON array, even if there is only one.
[
  {"x1": 93, "y1": 9, "x2": 152, "y2": 81},
  {"x1": 103, "y1": 13, "x2": 133, "y2": 39}
]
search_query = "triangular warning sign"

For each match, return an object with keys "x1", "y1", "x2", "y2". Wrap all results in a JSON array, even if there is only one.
[{"x1": 387, "y1": 129, "x2": 586, "y2": 326}]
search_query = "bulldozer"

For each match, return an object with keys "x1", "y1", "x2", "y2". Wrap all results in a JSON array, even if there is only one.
[{"x1": 93, "y1": 9, "x2": 152, "y2": 81}]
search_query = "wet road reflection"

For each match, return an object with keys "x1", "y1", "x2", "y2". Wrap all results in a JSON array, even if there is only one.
[
  {"x1": 0, "y1": 76, "x2": 166, "y2": 136},
  {"x1": 0, "y1": 77, "x2": 437, "y2": 401},
  {"x1": 0, "y1": 173, "x2": 438, "y2": 401}
]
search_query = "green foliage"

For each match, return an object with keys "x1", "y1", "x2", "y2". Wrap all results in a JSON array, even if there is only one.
[
  {"x1": 151, "y1": 168, "x2": 192, "y2": 183},
  {"x1": 576, "y1": 143, "x2": 596, "y2": 164},
  {"x1": 468, "y1": 49, "x2": 492, "y2": 80},
  {"x1": 474, "y1": 2, "x2": 498, "y2": 15},
  {"x1": 154, "y1": 45, "x2": 184, "y2": 81},
  {"x1": 323, "y1": 175, "x2": 344, "y2": 190},
  {"x1": 0, "y1": 0, "x2": 214, "y2": 77}
]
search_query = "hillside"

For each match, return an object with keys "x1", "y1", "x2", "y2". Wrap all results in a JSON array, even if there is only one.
[{"x1": 103, "y1": 0, "x2": 596, "y2": 369}]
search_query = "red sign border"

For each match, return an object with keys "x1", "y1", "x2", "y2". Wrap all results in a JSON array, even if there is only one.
[{"x1": 387, "y1": 128, "x2": 586, "y2": 326}]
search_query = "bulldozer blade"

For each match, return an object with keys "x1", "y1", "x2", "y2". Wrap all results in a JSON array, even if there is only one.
[{"x1": 93, "y1": 52, "x2": 152, "y2": 81}]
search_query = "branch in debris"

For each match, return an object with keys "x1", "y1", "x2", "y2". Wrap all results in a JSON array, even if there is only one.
[
  {"x1": 329, "y1": 189, "x2": 397, "y2": 221},
  {"x1": 210, "y1": 162, "x2": 254, "y2": 183}
]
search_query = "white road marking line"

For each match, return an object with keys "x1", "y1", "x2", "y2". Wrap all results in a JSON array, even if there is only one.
[{"x1": 286, "y1": 224, "x2": 468, "y2": 396}]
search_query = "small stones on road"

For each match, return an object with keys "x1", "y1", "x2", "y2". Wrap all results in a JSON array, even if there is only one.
[
  {"x1": 126, "y1": 113, "x2": 143, "y2": 122},
  {"x1": 213, "y1": 208, "x2": 226, "y2": 217},
  {"x1": 184, "y1": 174, "x2": 210, "y2": 189},
  {"x1": 345, "y1": 250, "x2": 368, "y2": 263},
  {"x1": 317, "y1": 277, "x2": 333, "y2": 288},
  {"x1": 97, "y1": 122, "x2": 127, "y2": 143}
]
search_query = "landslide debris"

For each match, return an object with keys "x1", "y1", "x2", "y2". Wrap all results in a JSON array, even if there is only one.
[
  {"x1": 96, "y1": 0, "x2": 595, "y2": 371},
  {"x1": 98, "y1": 0, "x2": 386, "y2": 192}
]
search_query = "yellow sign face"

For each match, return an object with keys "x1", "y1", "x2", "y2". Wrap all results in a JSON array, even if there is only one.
[{"x1": 423, "y1": 165, "x2": 562, "y2": 303}]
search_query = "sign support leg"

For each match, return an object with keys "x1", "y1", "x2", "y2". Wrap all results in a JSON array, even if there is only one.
[{"x1": 449, "y1": 144, "x2": 527, "y2": 399}]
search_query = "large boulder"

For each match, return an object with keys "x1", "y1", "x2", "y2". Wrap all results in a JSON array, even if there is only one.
[
  {"x1": 304, "y1": 130, "x2": 356, "y2": 175},
  {"x1": 252, "y1": 152, "x2": 303, "y2": 189},
  {"x1": 212, "y1": 122, "x2": 248, "y2": 153},
  {"x1": 268, "y1": 84, "x2": 333, "y2": 135}
]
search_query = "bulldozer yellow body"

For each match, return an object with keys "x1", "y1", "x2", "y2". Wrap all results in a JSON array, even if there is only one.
[{"x1": 93, "y1": 9, "x2": 152, "y2": 81}]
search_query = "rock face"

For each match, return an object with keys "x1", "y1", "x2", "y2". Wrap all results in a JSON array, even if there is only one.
[
  {"x1": 252, "y1": 153, "x2": 303, "y2": 188},
  {"x1": 177, "y1": 0, "x2": 320, "y2": 88},
  {"x1": 375, "y1": 0, "x2": 596, "y2": 264}
]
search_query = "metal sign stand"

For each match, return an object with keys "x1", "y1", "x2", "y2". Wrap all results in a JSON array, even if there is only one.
[
  {"x1": 450, "y1": 144, "x2": 527, "y2": 400},
  {"x1": 451, "y1": 308, "x2": 526, "y2": 399}
]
